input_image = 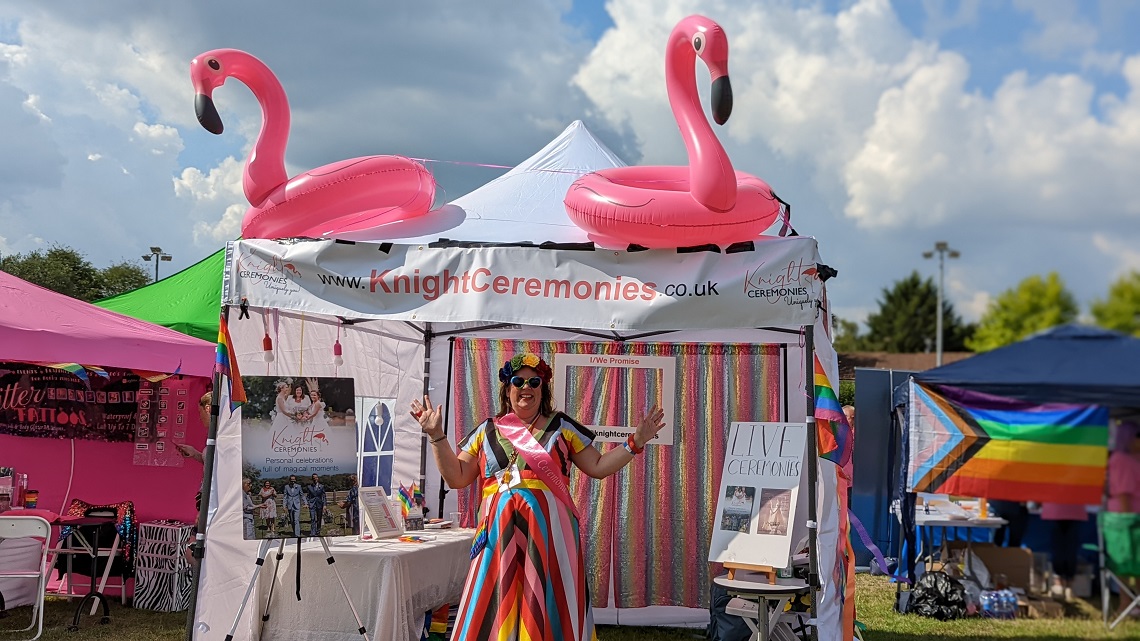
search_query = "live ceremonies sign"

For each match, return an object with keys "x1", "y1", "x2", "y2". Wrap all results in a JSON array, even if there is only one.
[{"x1": 0, "y1": 362, "x2": 142, "y2": 441}]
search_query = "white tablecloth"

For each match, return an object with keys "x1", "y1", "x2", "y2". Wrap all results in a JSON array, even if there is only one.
[
  {"x1": 0, "y1": 536, "x2": 41, "y2": 609},
  {"x1": 256, "y1": 530, "x2": 472, "y2": 641}
]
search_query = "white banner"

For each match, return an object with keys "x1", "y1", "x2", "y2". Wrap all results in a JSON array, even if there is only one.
[{"x1": 226, "y1": 237, "x2": 823, "y2": 331}]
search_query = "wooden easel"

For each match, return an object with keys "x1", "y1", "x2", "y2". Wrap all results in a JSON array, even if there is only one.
[{"x1": 724, "y1": 561, "x2": 779, "y2": 584}]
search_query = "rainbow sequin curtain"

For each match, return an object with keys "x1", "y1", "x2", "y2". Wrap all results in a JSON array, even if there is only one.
[{"x1": 452, "y1": 338, "x2": 782, "y2": 608}]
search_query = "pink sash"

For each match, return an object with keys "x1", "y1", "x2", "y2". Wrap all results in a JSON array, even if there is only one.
[{"x1": 496, "y1": 413, "x2": 578, "y2": 519}]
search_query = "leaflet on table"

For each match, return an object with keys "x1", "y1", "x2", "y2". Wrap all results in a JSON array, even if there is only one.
[
  {"x1": 359, "y1": 486, "x2": 403, "y2": 540},
  {"x1": 708, "y1": 422, "x2": 807, "y2": 568}
]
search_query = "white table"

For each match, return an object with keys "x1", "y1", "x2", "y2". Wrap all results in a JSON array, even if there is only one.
[
  {"x1": 255, "y1": 529, "x2": 472, "y2": 641},
  {"x1": 914, "y1": 515, "x2": 1006, "y2": 584},
  {"x1": 714, "y1": 572, "x2": 809, "y2": 641}
]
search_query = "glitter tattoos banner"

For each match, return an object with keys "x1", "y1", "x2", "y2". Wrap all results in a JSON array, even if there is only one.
[{"x1": 0, "y1": 362, "x2": 141, "y2": 441}]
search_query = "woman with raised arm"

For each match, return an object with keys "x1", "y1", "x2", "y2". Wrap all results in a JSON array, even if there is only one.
[{"x1": 411, "y1": 352, "x2": 664, "y2": 641}]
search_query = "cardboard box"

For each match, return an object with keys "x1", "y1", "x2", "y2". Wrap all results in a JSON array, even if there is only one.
[
  {"x1": 1018, "y1": 595, "x2": 1064, "y2": 619},
  {"x1": 947, "y1": 542, "x2": 1034, "y2": 590}
]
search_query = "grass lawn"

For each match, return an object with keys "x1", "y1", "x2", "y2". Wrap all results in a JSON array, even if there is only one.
[{"x1": 3, "y1": 574, "x2": 1139, "y2": 640}]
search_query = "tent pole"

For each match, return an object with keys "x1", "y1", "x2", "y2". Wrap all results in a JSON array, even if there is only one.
[
  {"x1": 419, "y1": 324, "x2": 432, "y2": 512},
  {"x1": 185, "y1": 304, "x2": 227, "y2": 641},
  {"x1": 804, "y1": 322, "x2": 819, "y2": 641},
  {"x1": 437, "y1": 337, "x2": 457, "y2": 518}
]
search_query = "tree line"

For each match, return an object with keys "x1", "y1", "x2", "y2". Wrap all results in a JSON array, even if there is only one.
[
  {"x1": 834, "y1": 270, "x2": 1140, "y2": 353},
  {"x1": 0, "y1": 246, "x2": 153, "y2": 302}
]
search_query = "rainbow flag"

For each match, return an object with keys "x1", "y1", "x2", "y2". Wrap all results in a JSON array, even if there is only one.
[
  {"x1": 38, "y1": 363, "x2": 109, "y2": 388},
  {"x1": 397, "y1": 484, "x2": 413, "y2": 518},
  {"x1": 908, "y1": 382, "x2": 1108, "y2": 504},
  {"x1": 133, "y1": 363, "x2": 181, "y2": 383},
  {"x1": 215, "y1": 315, "x2": 247, "y2": 411},
  {"x1": 411, "y1": 481, "x2": 424, "y2": 506},
  {"x1": 428, "y1": 604, "x2": 450, "y2": 635},
  {"x1": 813, "y1": 354, "x2": 851, "y2": 467}
]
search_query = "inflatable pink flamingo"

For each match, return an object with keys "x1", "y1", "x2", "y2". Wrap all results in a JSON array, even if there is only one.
[
  {"x1": 190, "y1": 49, "x2": 436, "y2": 240},
  {"x1": 564, "y1": 16, "x2": 781, "y2": 248}
]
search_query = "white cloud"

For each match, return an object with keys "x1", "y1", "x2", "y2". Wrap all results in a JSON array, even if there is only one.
[
  {"x1": 131, "y1": 122, "x2": 182, "y2": 156},
  {"x1": 174, "y1": 155, "x2": 243, "y2": 203},
  {"x1": 1081, "y1": 50, "x2": 1123, "y2": 74},
  {"x1": 1014, "y1": 0, "x2": 1098, "y2": 59},
  {"x1": 193, "y1": 202, "x2": 244, "y2": 243},
  {"x1": 1092, "y1": 232, "x2": 1140, "y2": 277},
  {"x1": 919, "y1": 0, "x2": 981, "y2": 39}
]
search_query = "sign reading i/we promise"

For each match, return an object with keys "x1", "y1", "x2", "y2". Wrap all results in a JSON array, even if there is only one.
[{"x1": 551, "y1": 353, "x2": 676, "y2": 445}]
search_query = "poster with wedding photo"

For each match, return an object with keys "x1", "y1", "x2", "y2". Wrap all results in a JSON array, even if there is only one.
[
  {"x1": 239, "y1": 376, "x2": 359, "y2": 540},
  {"x1": 709, "y1": 422, "x2": 806, "y2": 568}
]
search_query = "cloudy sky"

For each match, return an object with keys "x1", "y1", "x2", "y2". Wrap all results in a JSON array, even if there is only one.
[{"x1": 1, "y1": 0, "x2": 1138, "y2": 327}]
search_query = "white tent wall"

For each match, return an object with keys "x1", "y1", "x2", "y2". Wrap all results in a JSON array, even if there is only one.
[
  {"x1": 193, "y1": 309, "x2": 426, "y2": 641},
  {"x1": 232, "y1": 309, "x2": 428, "y2": 488}
]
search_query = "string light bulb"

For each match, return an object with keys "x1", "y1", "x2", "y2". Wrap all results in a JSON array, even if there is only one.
[{"x1": 262, "y1": 332, "x2": 275, "y2": 363}]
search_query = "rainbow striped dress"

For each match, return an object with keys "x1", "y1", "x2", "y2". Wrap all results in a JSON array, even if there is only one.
[{"x1": 454, "y1": 413, "x2": 597, "y2": 641}]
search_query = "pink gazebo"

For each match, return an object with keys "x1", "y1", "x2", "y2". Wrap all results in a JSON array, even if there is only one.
[
  {"x1": 0, "y1": 271, "x2": 216, "y2": 523},
  {"x1": 0, "y1": 271, "x2": 214, "y2": 376}
]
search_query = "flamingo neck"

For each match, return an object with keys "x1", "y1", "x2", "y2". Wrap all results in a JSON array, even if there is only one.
[
  {"x1": 665, "y1": 31, "x2": 735, "y2": 212},
  {"x1": 228, "y1": 55, "x2": 290, "y2": 207}
]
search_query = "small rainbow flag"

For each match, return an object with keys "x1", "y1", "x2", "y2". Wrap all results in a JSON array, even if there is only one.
[
  {"x1": 39, "y1": 363, "x2": 109, "y2": 388},
  {"x1": 215, "y1": 315, "x2": 247, "y2": 411},
  {"x1": 397, "y1": 484, "x2": 413, "y2": 518},
  {"x1": 411, "y1": 481, "x2": 424, "y2": 506},
  {"x1": 813, "y1": 354, "x2": 851, "y2": 467},
  {"x1": 133, "y1": 362, "x2": 182, "y2": 383}
]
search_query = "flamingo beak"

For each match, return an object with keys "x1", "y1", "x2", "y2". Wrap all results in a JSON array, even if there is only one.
[
  {"x1": 195, "y1": 94, "x2": 224, "y2": 135},
  {"x1": 711, "y1": 75, "x2": 733, "y2": 125}
]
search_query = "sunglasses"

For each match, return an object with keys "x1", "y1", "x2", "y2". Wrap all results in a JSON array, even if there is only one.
[{"x1": 509, "y1": 376, "x2": 543, "y2": 389}]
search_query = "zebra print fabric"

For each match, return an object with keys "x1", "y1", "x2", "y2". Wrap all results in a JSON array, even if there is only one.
[{"x1": 134, "y1": 521, "x2": 194, "y2": 612}]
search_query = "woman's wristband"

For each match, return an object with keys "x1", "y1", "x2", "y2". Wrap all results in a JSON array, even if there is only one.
[
  {"x1": 430, "y1": 434, "x2": 448, "y2": 444},
  {"x1": 625, "y1": 434, "x2": 644, "y2": 455}
]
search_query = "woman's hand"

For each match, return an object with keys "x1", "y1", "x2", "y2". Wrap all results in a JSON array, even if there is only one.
[
  {"x1": 410, "y1": 395, "x2": 445, "y2": 441},
  {"x1": 176, "y1": 443, "x2": 205, "y2": 463},
  {"x1": 633, "y1": 405, "x2": 665, "y2": 449}
]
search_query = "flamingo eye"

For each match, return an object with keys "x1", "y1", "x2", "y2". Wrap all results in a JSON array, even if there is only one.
[
  {"x1": 693, "y1": 34, "x2": 704, "y2": 53},
  {"x1": 207, "y1": 58, "x2": 221, "y2": 71}
]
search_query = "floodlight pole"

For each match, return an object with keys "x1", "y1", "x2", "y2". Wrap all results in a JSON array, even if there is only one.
[
  {"x1": 923, "y1": 242, "x2": 959, "y2": 367},
  {"x1": 142, "y1": 246, "x2": 173, "y2": 283}
]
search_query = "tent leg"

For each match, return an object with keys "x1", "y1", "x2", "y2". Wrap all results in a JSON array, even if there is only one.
[
  {"x1": 804, "y1": 323, "x2": 819, "y2": 641},
  {"x1": 418, "y1": 325, "x2": 433, "y2": 515},
  {"x1": 437, "y1": 337, "x2": 456, "y2": 518},
  {"x1": 185, "y1": 304, "x2": 228, "y2": 641}
]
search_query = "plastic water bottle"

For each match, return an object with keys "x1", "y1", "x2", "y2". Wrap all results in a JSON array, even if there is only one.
[
  {"x1": 980, "y1": 591, "x2": 997, "y2": 618},
  {"x1": 989, "y1": 589, "x2": 1016, "y2": 619}
]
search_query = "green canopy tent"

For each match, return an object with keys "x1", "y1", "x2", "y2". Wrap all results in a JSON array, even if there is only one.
[{"x1": 94, "y1": 248, "x2": 224, "y2": 342}]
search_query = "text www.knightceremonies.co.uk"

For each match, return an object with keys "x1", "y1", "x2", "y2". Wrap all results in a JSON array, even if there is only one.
[{"x1": 317, "y1": 268, "x2": 660, "y2": 302}]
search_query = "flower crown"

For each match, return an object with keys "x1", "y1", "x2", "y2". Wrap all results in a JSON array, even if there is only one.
[{"x1": 498, "y1": 353, "x2": 553, "y2": 383}]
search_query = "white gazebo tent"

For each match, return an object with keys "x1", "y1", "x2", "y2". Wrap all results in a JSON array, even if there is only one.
[{"x1": 190, "y1": 121, "x2": 849, "y2": 640}]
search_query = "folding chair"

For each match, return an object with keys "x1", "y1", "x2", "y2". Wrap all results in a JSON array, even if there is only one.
[
  {"x1": 1098, "y1": 511, "x2": 1140, "y2": 629},
  {"x1": 0, "y1": 516, "x2": 51, "y2": 641}
]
